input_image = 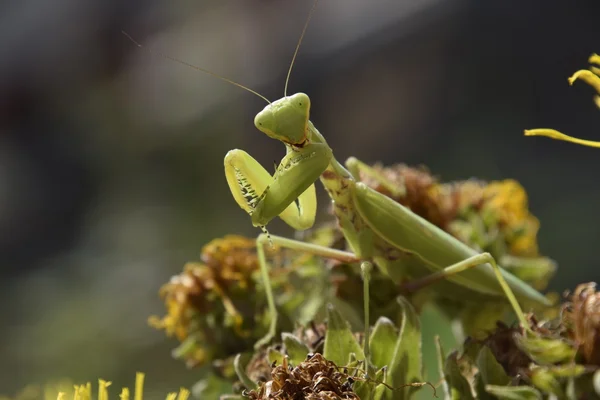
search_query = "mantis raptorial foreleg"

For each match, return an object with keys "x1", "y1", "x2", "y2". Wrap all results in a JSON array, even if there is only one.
[
  {"x1": 254, "y1": 233, "x2": 360, "y2": 349},
  {"x1": 224, "y1": 143, "x2": 331, "y2": 231}
]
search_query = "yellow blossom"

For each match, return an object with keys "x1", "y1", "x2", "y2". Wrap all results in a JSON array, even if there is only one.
[
  {"x1": 54, "y1": 373, "x2": 189, "y2": 400},
  {"x1": 483, "y1": 180, "x2": 540, "y2": 256},
  {"x1": 525, "y1": 53, "x2": 600, "y2": 147},
  {"x1": 2, "y1": 373, "x2": 189, "y2": 400}
]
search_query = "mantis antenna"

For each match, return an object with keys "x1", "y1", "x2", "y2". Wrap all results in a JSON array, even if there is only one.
[
  {"x1": 121, "y1": 31, "x2": 271, "y2": 104},
  {"x1": 283, "y1": 0, "x2": 319, "y2": 97}
]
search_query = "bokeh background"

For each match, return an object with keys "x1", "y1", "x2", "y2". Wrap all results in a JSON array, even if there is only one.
[{"x1": 1, "y1": 0, "x2": 599, "y2": 396}]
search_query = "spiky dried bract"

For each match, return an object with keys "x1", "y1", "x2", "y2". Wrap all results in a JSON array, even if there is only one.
[
  {"x1": 244, "y1": 354, "x2": 359, "y2": 400},
  {"x1": 563, "y1": 282, "x2": 600, "y2": 365}
]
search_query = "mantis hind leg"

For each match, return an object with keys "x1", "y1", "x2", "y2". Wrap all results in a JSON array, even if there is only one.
[{"x1": 400, "y1": 252, "x2": 531, "y2": 332}]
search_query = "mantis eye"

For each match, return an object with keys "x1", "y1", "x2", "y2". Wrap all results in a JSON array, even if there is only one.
[{"x1": 291, "y1": 92, "x2": 310, "y2": 110}]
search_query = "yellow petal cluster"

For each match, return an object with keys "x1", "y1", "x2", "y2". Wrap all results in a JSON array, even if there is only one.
[
  {"x1": 525, "y1": 53, "x2": 600, "y2": 147},
  {"x1": 482, "y1": 179, "x2": 540, "y2": 256},
  {"x1": 2, "y1": 373, "x2": 189, "y2": 400},
  {"x1": 58, "y1": 373, "x2": 189, "y2": 400}
]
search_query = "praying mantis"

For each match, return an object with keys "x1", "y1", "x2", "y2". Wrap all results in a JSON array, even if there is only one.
[
  {"x1": 220, "y1": 2, "x2": 552, "y2": 352},
  {"x1": 125, "y1": 1, "x2": 552, "y2": 357}
]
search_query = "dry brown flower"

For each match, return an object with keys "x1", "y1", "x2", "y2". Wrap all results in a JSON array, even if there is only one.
[
  {"x1": 482, "y1": 321, "x2": 532, "y2": 377},
  {"x1": 563, "y1": 282, "x2": 600, "y2": 365},
  {"x1": 244, "y1": 353, "x2": 359, "y2": 400}
]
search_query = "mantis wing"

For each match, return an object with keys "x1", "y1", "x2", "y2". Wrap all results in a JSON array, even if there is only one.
[{"x1": 352, "y1": 182, "x2": 551, "y2": 307}]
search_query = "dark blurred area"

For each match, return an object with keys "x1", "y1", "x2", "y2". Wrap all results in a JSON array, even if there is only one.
[{"x1": 1, "y1": 0, "x2": 599, "y2": 395}]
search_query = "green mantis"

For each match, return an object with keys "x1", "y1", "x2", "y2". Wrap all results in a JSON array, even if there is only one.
[
  {"x1": 220, "y1": 2, "x2": 552, "y2": 352},
  {"x1": 126, "y1": 1, "x2": 552, "y2": 356}
]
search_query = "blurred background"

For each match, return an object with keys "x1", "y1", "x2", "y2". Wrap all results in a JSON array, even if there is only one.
[{"x1": 1, "y1": 0, "x2": 599, "y2": 396}]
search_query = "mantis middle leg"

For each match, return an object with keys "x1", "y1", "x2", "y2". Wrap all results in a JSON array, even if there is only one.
[{"x1": 254, "y1": 233, "x2": 375, "y2": 352}]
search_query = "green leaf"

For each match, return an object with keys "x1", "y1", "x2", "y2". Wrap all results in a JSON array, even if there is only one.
[
  {"x1": 355, "y1": 366, "x2": 386, "y2": 400},
  {"x1": 282, "y1": 332, "x2": 309, "y2": 366},
  {"x1": 233, "y1": 353, "x2": 257, "y2": 390},
  {"x1": 330, "y1": 297, "x2": 367, "y2": 332},
  {"x1": 530, "y1": 367, "x2": 564, "y2": 398},
  {"x1": 474, "y1": 374, "x2": 494, "y2": 400},
  {"x1": 192, "y1": 373, "x2": 238, "y2": 400},
  {"x1": 515, "y1": 333, "x2": 575, "y2": 365},
  {"x1": 373, "y1": 367, "x2": 389, "y2": 400},
  {"x1": 444, "y1": 352, "x2": 475, "y2": 400},
  {"x1": 323, "y1": 303, "x2": 365, "y2": 366},
  {"x1": 267, "y1": 347, "x2": 285, "y2": 366},
  {"x1": 485, "y1": 385, "x2": 542, "y2": 400},
  {"x1": 435, "y1": 336, "x2": 451, "y2": 400},
  {"x1": 477, "y1": 346, "x2": 510, "y2": 386},
  {"x1": 385, "y1": 296, "x2": 422, "y2": 400},
  {"x1": 459, "y1": 302, "x2": 508, "y2": 339},
  {"x1": 547, "y1": 364, "x2": 586, "y2": 378},
  {"x1": 369, "y1": 317, "x2": 398, "y2": 369}
]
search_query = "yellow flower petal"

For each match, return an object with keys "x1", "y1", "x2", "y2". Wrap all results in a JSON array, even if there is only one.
[
  {"x1": 119, "y1": 388, "x2": 129, "y2": 400},
  {"x1": 525, "y1": 53, "x2": 600, "y2": 147},
  {"x1": 568, "y1": 69, "x2": 600, "y2": 94},
  {"x1": 524, "y1": 129, "x2": 600, "y2": 148},
  {"x1": 42, "y1": 373, "x2": 190, "y2": 400}
]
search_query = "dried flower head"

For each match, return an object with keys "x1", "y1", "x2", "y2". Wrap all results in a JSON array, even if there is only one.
[
  {"x1": 150, "y1": 234, "x2": 331, "y2": 368},
  {"x1": 149, "y1": 235, "x2": 280, "y2": 367},
  {"x1": 244, "y1": 353, "x2": 359, "y2": 400},
  {"x1": 563, "y1": 282, "x2": 600, "y2": 365}
]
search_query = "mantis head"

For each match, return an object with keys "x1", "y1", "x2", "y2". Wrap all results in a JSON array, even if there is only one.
[{"x1": 254, "y1": 93, "x2": 311, "y2": 145}]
